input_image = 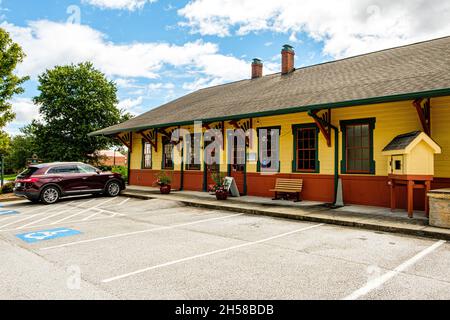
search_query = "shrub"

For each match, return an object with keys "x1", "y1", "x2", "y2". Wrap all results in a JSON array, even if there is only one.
[
  {"x1": 1, "y1": 182, "x2": 15, "y2": 194},
  {"x1": 98, "y1": 165, "x2": 113, "y2": 172},
  {"x1": 153, "y1": 171, "x2": 173, "y2": 186},
  {"x1": 111, "y1": 165, "x2": 128, "y2": 182}
]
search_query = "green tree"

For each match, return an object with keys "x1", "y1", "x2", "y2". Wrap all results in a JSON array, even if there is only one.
[
  {"x1": 0, "y1": 28, "x2": 29, "y2": 128},
  {"x1": 3, "y1": 133, "x2": 35, "y2": 173},
  {"x1": 31, "y1": 62, "x2": 131, "y2": 163}
]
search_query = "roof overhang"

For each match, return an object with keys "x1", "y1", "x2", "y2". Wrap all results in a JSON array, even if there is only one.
[{"x1": 89, "y1": 87, "x2": 450, "y2": 137}]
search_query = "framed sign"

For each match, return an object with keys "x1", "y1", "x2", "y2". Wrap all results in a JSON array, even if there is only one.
[{"x1": 223, "y1": 177, "x2": 240, "y2": 197}]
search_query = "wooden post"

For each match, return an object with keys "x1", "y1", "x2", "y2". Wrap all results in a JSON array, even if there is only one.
[
  {"x1": 407, "y1": 180, "x2": 414, "y2": 218},
  {"x1": 425, "y1": 180, "x2": 431, "y2": 217},
  {"x1": 390, "y1": 180, "x2": 396, "y2": 212}
]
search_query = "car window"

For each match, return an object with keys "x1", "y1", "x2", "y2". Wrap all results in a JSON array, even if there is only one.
[
  {"x1": 78, "y1": 164, "x2": 98, "y2": 173},
  {"x1": 18, "y1": 167, "x2": 39, "y2": 177},
  {"x1": 47, "y1": 165, "x2": 79, "y2": 174}
]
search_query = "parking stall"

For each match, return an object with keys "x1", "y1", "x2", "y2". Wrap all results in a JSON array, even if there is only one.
[{"x1": 0, "y1": 196, "x2": 449, "y2": 300}]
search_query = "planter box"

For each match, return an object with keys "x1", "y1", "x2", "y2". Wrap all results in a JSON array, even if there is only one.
[{"x1": 428, "y1": 189, "x2": 450, "y2": 229}]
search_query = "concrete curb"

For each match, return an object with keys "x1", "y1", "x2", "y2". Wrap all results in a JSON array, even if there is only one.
[{"x1": 122, "y1": 191, "x2": 450, "y2": 241}]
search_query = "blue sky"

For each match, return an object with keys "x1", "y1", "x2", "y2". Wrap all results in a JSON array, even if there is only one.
[{"x1": 2, "y1": 0, "x2": 450, "y2": 135}]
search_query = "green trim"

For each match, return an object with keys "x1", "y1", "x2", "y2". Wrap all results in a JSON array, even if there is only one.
[
  {"x1": 340, "y1": 118, "x2": 376, "y2": 175},
  {"x1": 90, "y1": 88, "x2": 450, "y2": 136},
  {"x1": 140, "y1": 138, "x2": 152, "y2": 170},
  {"x1": 256, "y1": 126, "x2": 281, "y2": 173},
  {"x1": 291, "y1": 123, "x2": 320, "y2": 173}
]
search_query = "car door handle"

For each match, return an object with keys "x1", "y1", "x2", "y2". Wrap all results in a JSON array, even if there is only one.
[{"x1": 82, "y1": 177, "x2": 88, "y2": 180}]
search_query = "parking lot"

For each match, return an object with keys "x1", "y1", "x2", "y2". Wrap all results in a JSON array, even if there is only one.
[{"x1": 0, "y1": 195, "x2": 449, "y2": 300}]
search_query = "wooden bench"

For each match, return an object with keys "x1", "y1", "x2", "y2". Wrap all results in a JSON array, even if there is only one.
[{"x1": 270, "y1": 178, "x2": 303, "y2": 202}]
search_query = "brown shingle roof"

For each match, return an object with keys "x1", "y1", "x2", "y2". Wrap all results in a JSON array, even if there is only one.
[
  {"x1": 382, "y1": 131, "x2": 422, "y2": 151},
  {"x1": 92, "y1": 36, "x2": 450, "y2": 136}
]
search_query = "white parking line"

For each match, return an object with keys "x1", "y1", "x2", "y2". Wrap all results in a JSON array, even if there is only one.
[
  {"x1": 0, "y1": 204, "x2": 184, "y2": 232},
  {"x1": 0, "y1": 203, "x2": 68, "y2": 229},
  {"x1": 15, "y1": 201, "x2": 76, "y2": 229},
  {"x1": 117, "y1": 198, "x2": 130, "y2": 206},
  {"x1": 343, "y1": 240, "x2": 446, "y2": 300},
  {"x1": 50, "y1": 198, "x2": 116, "y2": 225},
  {"x1": 101, "y1": 223, "x2": 324, "y2": 283},
  {"x1": 41, "y1": 212, "x2": 246, "y2": 250}
]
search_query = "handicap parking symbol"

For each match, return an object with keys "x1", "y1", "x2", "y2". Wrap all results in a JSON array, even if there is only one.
[
  {"x1": 0, "y1": 210, "x2": 19, "y2": 216},
  {"x1": 16, "y1": 228, "x2": 82, "y2": 243}
]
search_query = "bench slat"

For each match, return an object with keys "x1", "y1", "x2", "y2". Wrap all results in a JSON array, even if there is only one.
[{"x1": 272, "y1": 178, "x2": 303, "y2": 193}]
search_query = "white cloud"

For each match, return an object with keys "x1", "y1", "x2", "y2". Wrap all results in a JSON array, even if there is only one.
[
  {"x1": 11, "y1": 98, "x2": 40, "y2": 124},
  {"x1": 118, "y1": 96, "x2": 144, "y2": 114},
  {"x1": 82, "y1": 0, "x2": 156, "y2": 11},
  {"x1": 148, "y1": 82, "x2": 175, "y2": 91},
  {"x1": 4, "y1": 98, "x2": 40, "y2": 135},
  {"x1": 178, "y1": 0, "x2": 450, "y2": 58},
  {"x1": 2, "y1": 20, "x2": 251, "y2": 83}
]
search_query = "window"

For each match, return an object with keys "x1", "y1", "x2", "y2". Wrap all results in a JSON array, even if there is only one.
[
  {"x1": 186, "y1": 133, "x2": 201, "y2": 170},
  {"x1": 47, "y1": 165, "x2": 78, "y2": 174},
  {"x1": 340, "y1": 118, "x2": 376, "y2": 174},
  {"x1": 78, "y1": 164, "x2": 98, "y2": 173},
  {"x1": 231, "y1": 134, "x2": 245, "y2": 172},
  {"x1": 162, "y1": 140, "x2": 174, "y2": 169},
  {"x1": 142, "y1": 141, "x2": 152, "y2": 169},
  {"x1": 258, "y1": 127, "x2": 280, "y2": 172},
  {"x1": 293, "y1": 124, "x2": 319, "y2": 172},
  {"x1": 204, "y1": 137, "x2": 220, "y2": 173}
]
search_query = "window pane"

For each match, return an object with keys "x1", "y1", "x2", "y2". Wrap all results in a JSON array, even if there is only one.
[
  {"x1": 296, "y1": 127, "x2": 316, "y2": 171},
  {"x1": 345, "y1": 123, "x2": 372, "y2": 173},
  {"x1": 143, "y1": 142, "x2": 152, "y2": 169}
]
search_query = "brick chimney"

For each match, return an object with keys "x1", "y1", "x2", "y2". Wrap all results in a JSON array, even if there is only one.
[
  {"x1": 281, "y1": 44, "x2": 295, "y2": 74},
  {"x1": 251, "y1": 58, "x2": 263, "y2": 79}
]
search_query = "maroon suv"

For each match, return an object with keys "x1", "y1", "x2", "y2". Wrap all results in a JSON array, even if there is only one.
[{"x1": 14, "y1": 162, "x2": 126, "y2": 204}]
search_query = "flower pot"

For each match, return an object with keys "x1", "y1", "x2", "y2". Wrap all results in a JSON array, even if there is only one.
[
  {"x1": 215, "y1": 190, "x2": 228, "y2": 200},
  {"x1": 160, "y1": 185, "x2": 171, "y2": 194}
]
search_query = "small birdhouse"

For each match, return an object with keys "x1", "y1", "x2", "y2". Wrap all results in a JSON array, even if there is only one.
[{"x1": 382, "y1": 131, "x2": 441, "y2": 176}]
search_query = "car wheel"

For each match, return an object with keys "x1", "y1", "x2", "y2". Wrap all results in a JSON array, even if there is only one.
[
  {"x1": 40, "y1": 186, "x2": 60, "y2": 205},
  {"x1": 105, "y1": 181, "x2": 121, "y2": 197}
]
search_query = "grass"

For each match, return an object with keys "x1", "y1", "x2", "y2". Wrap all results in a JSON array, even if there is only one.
[{"x1": 3, "y1": 174, "x2": 17, "y2": 181}]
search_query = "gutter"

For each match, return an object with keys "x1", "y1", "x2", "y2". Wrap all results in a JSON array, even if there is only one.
[{"x1": 89, "y1": 87, "x2": 450, "y2": 137}]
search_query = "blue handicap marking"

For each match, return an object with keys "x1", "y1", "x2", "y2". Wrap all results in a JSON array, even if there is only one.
[
  {"x1": 0, "y1": 210, "x2": 19, "y2": 216},
  {"x1": 16, "y1": 227, "x2": 82, "y2": 243}
]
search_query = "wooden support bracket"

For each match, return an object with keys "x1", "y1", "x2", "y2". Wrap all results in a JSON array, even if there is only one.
[
  {"x1": 115, "y1": 132, "x2": 133, "y2": 153},
  {"x1": 413, "y1": 98, "x2": 431, "y2": 135},
  {"x1": 311, "y1": 109, "x2": 332, "y2": 147},
  {"x1": 139, "y1": 129, "x2": 157, "y2": 152},
  {"x1": 228, "y1": 119, "x2": 253, "y2": 148}
]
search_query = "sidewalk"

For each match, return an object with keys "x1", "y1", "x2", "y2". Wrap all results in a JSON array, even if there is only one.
[{"x1": 123, "y1": 185, "x2": 450, "y2": 241}]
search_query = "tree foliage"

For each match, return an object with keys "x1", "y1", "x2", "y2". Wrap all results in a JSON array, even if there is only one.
[
  {"x1": 0, "y1": 28, "x2": 29, "y2": 128},
  {"x1": 3, "y1": 133, "x2": 35, "y2": 173},
  {"x1": 30, "y1": 62, "x2": 132, "y2": 163}
]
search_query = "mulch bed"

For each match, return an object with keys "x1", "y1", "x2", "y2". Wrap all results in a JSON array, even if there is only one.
[{"x1": 0, "y1": 193, "x2": 23, "y2": 202}]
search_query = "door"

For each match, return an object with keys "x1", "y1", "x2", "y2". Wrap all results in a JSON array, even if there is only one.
[
  {"x1": 77, "y1": 163, "x2": 106, "y2": 191},
  {"x1": 204, "y1": 139, "x2": 220, "y2": 191},
  {"x1": 46, "y1": 165, "x2": 85, "y2": 193},
  {"x1": 228, "y1": 134, "x2": 246, "y2": 195}
]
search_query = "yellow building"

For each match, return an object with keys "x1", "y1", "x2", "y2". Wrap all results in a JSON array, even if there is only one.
[{"x1": 91, "y1": 38, "x2": 450, "y2": 211}]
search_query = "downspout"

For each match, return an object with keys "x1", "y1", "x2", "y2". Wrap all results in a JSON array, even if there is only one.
[{"x1": 307, "y1": 111, "x2": 340, "y2": 205}]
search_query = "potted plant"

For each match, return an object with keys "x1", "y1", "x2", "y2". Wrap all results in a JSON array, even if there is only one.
[
  {"x1": 153, "y1": 171, "x2": 173, "y2": 194},
  {"x1": 210, "y1": 172, "x2": 228, "y2": 200}
]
